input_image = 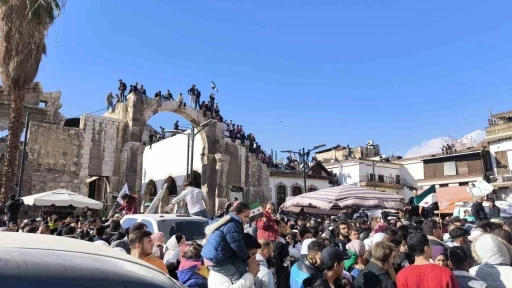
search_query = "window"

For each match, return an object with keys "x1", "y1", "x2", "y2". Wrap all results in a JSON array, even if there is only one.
[
  {"x1": 292, "y1": 185, "x2": 302, "y2": 196},
  {"x1": 369, "y1": 174, "x2": 375, "y2": 182},
  {"x1": 439, "y1": 184, "x2": 449, "y2": 188},
  {"x1": 38, "y1": 101, "x2": 47, "y2": 108},
  {"x1": 140, "y1": 219, "x2": 155, "y2": 233},
  {"x1": 121, "y1": 218, "x2": 138, "y2": 229},
  {"x1": 459, "y1": 182, "x2": 469, "y2": 186},
  {"x1": 377, "y1": 175, "x2": 384, "y2": 183},
  {"x1": 307, "y1": 186, "x2": 318, "y2": 192},
  {"x1": 444, "y1": 161, "x2": 457, "y2": 176},
  {"x1": 395, "y1": 175, "x2": 401, "y2": 185},
  {"x1": 160, "y1": 220, "x2": 208, "y2": 242},
  {"x1": 276, "y1": 185, "x2": 287, "y2": 207}
]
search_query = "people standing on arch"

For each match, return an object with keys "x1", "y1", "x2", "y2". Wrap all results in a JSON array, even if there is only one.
[
  {"x1": 196, "y1": 89, "x2": 201, "y2": 109},
  {"x1": 106, "y1": 92, "x2": 114, "y2": 113},
  {"x1": 165, "y1": 89, "x2": 174, "y2": 101},
  {"x1": 118, "y1": 79, "x2": 127, "y2": 102},
  {"x1": 167, "y1": 181, "x2": 208, "y2": 219},
  {"x1": 188, "y1": 84, "x2": 198, "y2": 109},
  {"x1": 177, "y1": 93, "x2": 184, "y2": 108}
]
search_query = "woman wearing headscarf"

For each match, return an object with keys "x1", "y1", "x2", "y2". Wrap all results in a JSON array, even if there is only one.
[
  {"x1": 345, "y1": 240, "x2": 367, "y2": 279},
  {"x1": 151, "y1": 232, "x2": 166, "y2": 260},
  {"x1": 163, "y1": 233, "x2": 186, "y2": 266},
  {"x1": 432, "y1": 246, "x2": 448, "y2": 267},
  {"x1": 470, "y1": 233, "x2": 512, "y2": 287}
]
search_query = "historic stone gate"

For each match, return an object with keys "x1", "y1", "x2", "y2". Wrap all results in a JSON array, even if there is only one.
[{"x1": 12, "y1": 87, "x2": 271, "y2": 215}]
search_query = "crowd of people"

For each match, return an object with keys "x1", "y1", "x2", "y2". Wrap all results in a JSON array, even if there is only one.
[{"x1": 5, "y1": 184, "x2": 512, "y2": 288}]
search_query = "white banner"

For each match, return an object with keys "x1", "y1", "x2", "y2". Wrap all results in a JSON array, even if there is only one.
[{"x1": 117, "y1": 184, "x2": 129, "y2": 205}]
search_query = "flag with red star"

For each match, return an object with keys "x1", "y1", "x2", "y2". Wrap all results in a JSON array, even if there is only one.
[{"x1": 249, "y1": 201, "x2": 263, "y2": 223}]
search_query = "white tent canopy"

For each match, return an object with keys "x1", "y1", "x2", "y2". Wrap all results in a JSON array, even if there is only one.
[{"x1": 21, "y1": 189, "x2": 103, "y2": 210}]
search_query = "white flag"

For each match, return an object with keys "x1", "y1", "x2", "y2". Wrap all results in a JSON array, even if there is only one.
[{"x1": 117, "y1": 184, "x2": 129, "y2": 205}]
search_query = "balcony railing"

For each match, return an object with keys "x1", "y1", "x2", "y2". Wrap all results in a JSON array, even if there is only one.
[
  {"x1": 360, "y1": 173, "x2": 409, "y2": 188},
  {"x1": 486, "y1": 171, "x2": 512, "y2": 183},
  {"x1": 486, "y1": 122, "x2": 512, "y2": 137}
]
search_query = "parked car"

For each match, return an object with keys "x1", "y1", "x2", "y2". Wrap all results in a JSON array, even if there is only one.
[
  {"x1": 120, "y1": 214, "x2": 209, "y2": 242},
  {"x1": 0, "y1": 232, "x2": 184, "y2": 288}
]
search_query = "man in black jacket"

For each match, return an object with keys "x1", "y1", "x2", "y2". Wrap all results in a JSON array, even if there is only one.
[
  {"x1": 471, "y1": 196, "x2": 488, "y2": 221},
  {"x1": 5, "y1": 194, "x2": 23, "y2": 223},
  {"x1": 488, "y1": 198, "x2": 501, "y2": 219},
  {"x1": 309, "y1": 246, "x2": 351, "y2": 288}
]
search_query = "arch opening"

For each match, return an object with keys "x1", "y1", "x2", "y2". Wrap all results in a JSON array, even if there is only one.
[
  {"x1": 163, "y1": 176, "x2": 178, "y2": 196},
  {"x1": 276, "y1": 184, "x2": 287, "y2": 207},
  {"x1": 291, "y1": 184, "x2": 303, "y2": 196},
  {"x1": 144, "y1": 180, "x2": 158, "y2": 202}
]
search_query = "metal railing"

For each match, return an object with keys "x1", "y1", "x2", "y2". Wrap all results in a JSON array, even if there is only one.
[{"x1": 360, "y1": 173, "x2": 407, "y2": 187}]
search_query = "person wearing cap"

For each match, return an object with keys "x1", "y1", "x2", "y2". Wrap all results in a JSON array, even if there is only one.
[
  {"x1": 488, "y1": 198, "x2": 501, "y2": 219},
  {"x1": 290, "y1": 240, "x2": 326, "y2": 288},
  {"x1": 354, "y1": 241, "x2": 397, "y2": 288},
  {"x1": 308, "y1": 246, "x2": 352, "y2": 288}
]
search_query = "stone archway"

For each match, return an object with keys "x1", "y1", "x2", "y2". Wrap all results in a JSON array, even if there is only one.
[{"x1": 159, "y1": 176, "x2": 178, "y2": 213}]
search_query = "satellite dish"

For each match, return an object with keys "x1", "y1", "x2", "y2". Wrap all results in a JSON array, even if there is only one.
[{"x1": 467, "y1": 180, "x2": 493, "y2": 197}]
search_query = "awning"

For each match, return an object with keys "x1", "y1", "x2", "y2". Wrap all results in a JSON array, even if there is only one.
[{"x1": 419, "y1": 186, "x2": 474, "y2": 213}]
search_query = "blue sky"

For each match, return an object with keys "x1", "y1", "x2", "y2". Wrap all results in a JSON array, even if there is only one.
[{"x1": 33, "y1": 1, "x2": 512, "y2": 158}]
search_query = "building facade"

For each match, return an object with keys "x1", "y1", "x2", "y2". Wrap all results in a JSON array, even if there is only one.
[
  {"x1": 485, "y1": 110, "x2": 512, "y2": 201},
  {"x1": 269, "y1": 161, "x2": 332, "y2": 207},
  {"x1": 324, "y1": 159, "x2": 410, "y2": 196},
  {"x1": 314, "y1": 141, "x2": 381, "y2": 162}
]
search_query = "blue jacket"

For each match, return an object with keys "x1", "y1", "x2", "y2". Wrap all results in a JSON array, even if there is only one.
[
  {"x1": 201, "y1": 213, "x2": 250, "y2": 265},
  {"x1": 290, "y1": 260, "x2": 323, "y2": 288},
  {"x1": 177, "y1": 265, "x2": 207, "y2": 288}
]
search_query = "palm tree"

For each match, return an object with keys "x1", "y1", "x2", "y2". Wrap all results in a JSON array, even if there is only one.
[{"x1": 0, "y1": 0, "x2": 65, "y2": 203}]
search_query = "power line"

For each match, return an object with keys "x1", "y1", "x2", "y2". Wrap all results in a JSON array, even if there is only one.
[{"x1": 71, "y1": 107, "x2": 107, "y2": 118}]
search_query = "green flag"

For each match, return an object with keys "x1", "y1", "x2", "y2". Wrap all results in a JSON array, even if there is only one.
[
  {"x1": 414, "y1": 185, "x2": 436, "y2": 206},
  {"x1": 249, "y1": 201, "x2": 264, "y2": 223}
]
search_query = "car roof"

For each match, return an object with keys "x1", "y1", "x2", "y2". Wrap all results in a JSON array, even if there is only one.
[
  {"x1": 0, "y1": 233, "x2": 180, "y2": 288},
  {"x1": 123, "y1": 214, "x2": 209, "y2": 221}
]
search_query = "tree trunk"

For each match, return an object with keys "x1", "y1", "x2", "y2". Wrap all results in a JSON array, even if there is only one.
[{"x1": 0, "y1": 90, "x2": 25, "y2": 203}]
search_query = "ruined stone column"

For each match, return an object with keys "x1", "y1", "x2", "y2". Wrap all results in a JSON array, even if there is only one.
[{"x1": 215, "y1": 153, "x2": 230, "y2": 210}]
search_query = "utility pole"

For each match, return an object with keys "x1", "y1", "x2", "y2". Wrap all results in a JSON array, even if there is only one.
[
  {"x1": 17, "y1": 112, "x2": 30, "y2": 198},
  {"x1": 281, "y1": 144, "x2": 326, "y2": 194}
]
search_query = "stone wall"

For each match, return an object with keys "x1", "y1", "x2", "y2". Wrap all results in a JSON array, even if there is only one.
[{"x1": 23, "y1": 123, "x2": 83, "y2": 196}]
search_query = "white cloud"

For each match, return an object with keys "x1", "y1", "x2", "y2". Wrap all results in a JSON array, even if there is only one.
[{"x1": 404, "y1": 130, "x2": 485, "y2": 158}]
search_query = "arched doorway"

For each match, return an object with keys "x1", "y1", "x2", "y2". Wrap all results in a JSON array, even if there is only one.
[
  {"x1": 163, "y1": 176, "x2": 178, "y2": 196},
  {"x1": 191, "y1": 170, "x2": 201, "y2": 189},
  {"x1": 276, "y1": 184, "x2": 287, "y2": 207},
  {"x1": 144, "y1": 180, "x2": 158, "y2": 202},
  {"x1": 307, "y1": 185, "x2": 318, "y2": 192},
  {"x1": 291, "y1": 184, "x2": 303, "y2": 196}
]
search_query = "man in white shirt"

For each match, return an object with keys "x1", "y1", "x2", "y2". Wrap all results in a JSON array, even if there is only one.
[{"x1": 168, "y1": 181, "x2": 208, "y2": 218}]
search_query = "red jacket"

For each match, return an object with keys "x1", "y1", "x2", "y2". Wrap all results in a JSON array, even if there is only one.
[
  {"x1": 118, "y1": 195, "x2": 138, "y2": 215},
  {"x1": 256, "y1": 210, "x2": 279, "y2": 241}
]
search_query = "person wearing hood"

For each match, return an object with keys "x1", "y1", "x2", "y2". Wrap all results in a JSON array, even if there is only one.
[
  {"x1": 345, "y1": 240, "x2": 366, "y2": 278},
  {"x1": 255, "y1": 240, "x2": 275, "y2": 288},
  {"x1": 5, "y1": 193, "x2": 23, "y2": 223},
  {"x1": 273, "y1": 241, "x2": 291, "y2": 288},
  {"x1": 177, "y1": 243, "x2": 208, "y2": 288},
  {"x1": 257, "y1": 202, "x2": 279, "y2": 241},
  {"x1": 290, "y1": 240, "x2": 327, "y2": 288},
  {"x1": 448, "y1": 246, "x2": 487, "y2": 288},
  {"x1": 163, "y1": 233, "x2": 186, "y2": 266},
  {"x1": 470, "y1": 233, "x2": 512, "y2": 287},
  {"x1": 118, "y1": 194, "x2": 138, "y2": 215}
]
